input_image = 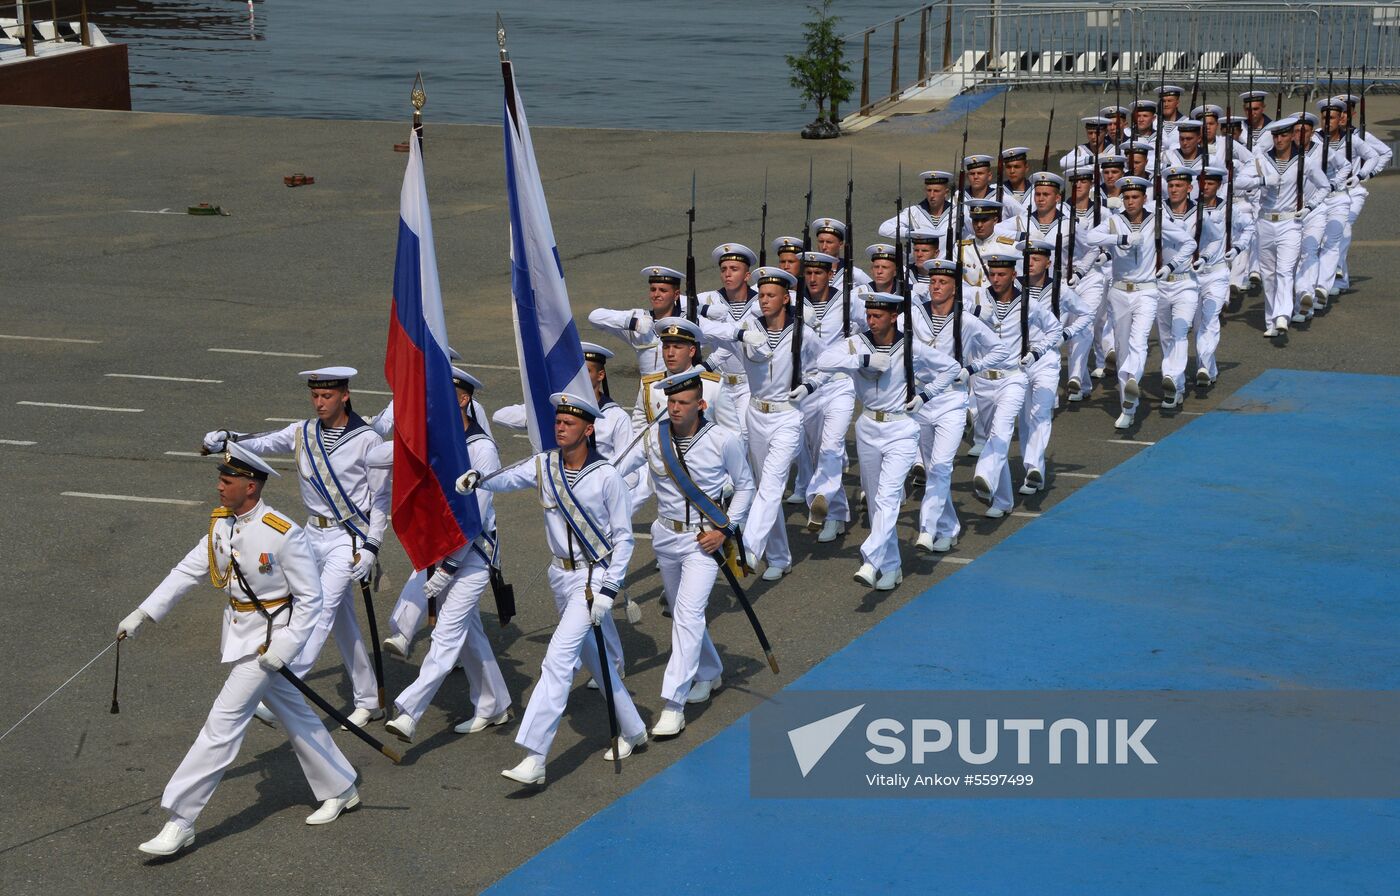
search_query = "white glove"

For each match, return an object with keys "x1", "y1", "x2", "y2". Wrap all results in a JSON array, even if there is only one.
[
  {"x1": 786, "y1": 384, "x2": 813, "y2": 402},
  {"x1": 628, "y1": 311, "x2": 645, "y2": 333},
  {"x1": 1066, "y1": 271, "x2": 1083, "y2": 288},
  {"x1": 1117, "y1": 235, "x2": 1132, "y2": 250},
  {"x1": 1224, "y1": 247, "x2": 1240, "y2": 261},
  {"x1": 865, "y1": 352, "x2": 892, "y2": 372},
  {"x1": 1097, "y1": 249, "x2": 1112, "y2": 265},
  {"x1": 202, "y1": 429, "x2": 230, "y2": 453},
  {"x1": 1155, "y1": 265, "x2": 1174, "y2": 280},
  {"x1": 1190, "y1": 257, "x2": 1206, "y2": 273},
  {"x1": 1061, "y1": 329, "x2": 1072, "y2": 344},
  {"x1": 1019, "y1": 351, "x2": 1039, "y2": 368},
  {"x1": 904, "y1": 393, "x2": 926, "y2": 414},
  {"x1": 117, "y1": 608, "x2": 148, "y2": 640},
  {"x1": 955, "y1": 367, "x2": 971, "y2": 384},
  {"x1": 699, "y1": 303, "x2": 726, "y2": 321},
  {"x1": 351, "y1": 547, "x2": 377, "y2": 582},
  {"x1": 423, "y1": 566, "x2": 453, "y2": 600},
  {"x1": 740, "y1": 324, "x2": 767, "y2": 349},
  {"x1": 455, "y1": 469, "x2": 481, "y2": 494},
  {"x1": 589, "y1": 594, "x2": 614, "y2": 626},
  {"x1": 257, "y1": 649, "x2": 285, "y2": 673},
  {"x1": 1344, "y1": 175, "x2": 1360, "y2": 190}
]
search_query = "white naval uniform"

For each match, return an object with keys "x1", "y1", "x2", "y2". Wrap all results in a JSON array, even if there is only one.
[
  {"x1": 617, "y1": 417, "x2": 754, "y2": 706},
  {"x1": 818, "y1": 332, "x2": 959, "y2": 573},
  {"x1": 909, "y1": 303, "x2": 1011, "y2": 541},
  {"x1": 1296, "y1": 140, "x2": 1353, "y2": 307},
  {"x1": 795, "y1": 288, "x2": 863, "y2": 526},
  {"x1": 1080, "y1": 209, "x2": 1197, "y2": 412},
  {"x1": 479, "y1": 450, "x2": 645, "y2": 759},
  {"x1": 1318, "y1": 133, "x2": 1381, "y2": 295},
  {"x1": 878, "y1": 201, "x2": 953, "y2": 240},
  {"x1": 237, "y1": 417, "x2": 388, "y2": 711},
  {"x1": 1156, "y1": 203, "x2": 1212, "y2": 392},
  {"x1": 632, "y1": 367, "x2": 723, "y2": 433},
  {"x1": 390, "y1": 418, "x2": 511, "y2": 727},
  {"x1": 138, "y1": 501, "x2": 356, "y2": 826},
  {"x1": 1021, "y1": 280, "x2": 1091, "y2": 477},
  {"x1": 696, "y1": 287, "x2": 758, "y2": 441},
  {"x1": 588, "y1": 300, "x2": 694, "y2": 381},
  {"x1": 1251, "y1": 144, "x2": 1331, "y2": 326},
  {"x1": 705, "y1": 313, "x2": 827, "y2": 571},
  {"x1": 1338, "y1": 128, "x2": 1392, "y2": 289},
  {"x1": 1064, "y1": 202, "x2": 1113, "y2": 392},
  {"x1": 1191, "y1": 197, "x2": 1242, "y2": 381}
]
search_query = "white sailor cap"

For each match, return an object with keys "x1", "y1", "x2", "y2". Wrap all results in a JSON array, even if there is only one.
[
  {"x1": 1192, "y1": 104, "x2": 1224, "y2": 119},
  {"x1": 922, "y1": 257, "x2": 960, "y2": 278},
  {"x1": 866, "y1": 243, "x2": 898, "y2": 261},
  {"x1": 772, "y1": 235, "x2": 804, "y2": 256},
  {"x1": 862, "y1": 292, "x2": 904, "y2": 311},
  {"x1": 218, "y1": 441, "x2": 280, "y2": 480},
  {"x1": 1173, "y1": 118, "x2": 1203, "y2": 131},
  {"x1": 653, "y1": 316, "x2": 703, "y2": 344},
  {"x1": 712, "y1": 243, "x2": 757, "y2": 266},
  {"x1": 450, "y1": 366, "x2": 484, "y2": 392},
  {"x1": 1223, "y1": 115, "x2": 1247, "y2": 127},
  {"x1": 641, "y1": 265, "x2": 685, "y2": 285},
  {"x1": 1081, "y1": 116, "x2": 1111, "y2": 128},
  {"x1": 1132, "y1": 98, "x2": 1158, "y2": 112},
  {"x1": 1117, "y1": 176, "x2": 1152, "y2": 193},
  {"x1": 800, "y1": 250, "x2": 840, "y2": 268},
  {"x1": 1127, "y1": 141, "x2": 1153, "y2": 155},
  {"x1": 1024, "y1": 239, "x2": 1056, "y2": 257},
  {"x1": 657, "y1": 369, "x2": 705, "y2": 396},
  {"x1": 1100, "y1": 105, "x2": 1129, "y2": 118},
  {"x1": 1298, "y1": 112, "x2": 1319, "y2": 127},
  {"x1": 1099, "y1": 154, "x2": 1128, "y2": 168},
  {"x1": 918, "y1": 169, "x2": 954, "y2": 184},
  {"x1": 1267, "y1": 117, "x2": 1300, "y2": 134},
  {"x1": 1000, "y1": 146, "x2": 1030, "y2": 161},
  {"x1": 550, "y1": 391, "x2": 602, "y2": 421},
  {"x1": 1156, "y1": 85, "x2": 1185, "y2": 98},
  {"x1": 1239, "y1": 90, "x2": 1269, "y2": 102},
  {"x1": 1030, "y1": 171, "x2": 1065, "y2": 190},
  {"x1": 982, "y1": 251, "x2": 1021, "y2": 269},
  {"x1": 966, "y1": 198, "x2": 1003, "y2": 217},
  {"x1": 1200, "y1": 166, "x2": 1229, "y2": 181},
  {"x1": 300, "y1": 366, "x2": 357, "y2": 389},
  {"x1": 580, "y1": 342, "x2": 614, "y2": 363},
  {"x1": 1318, "y1": 97, "x2": 1347, "y2": 113},
  {"x1": 963, "y1": 153, "x2": 994, "y2": 169},
  {"x1": 1162, "y1": 165, "x2": 1196, "y2": 182},
  {"x1": 908, "y1": 228, "x2": 941, "y2": 245},
  {"x1": 1332, "y1": 93, "x2": 1360, "y2": 107},
  {"x1": 447, "y1": 345, "x2": 463, "y2": 361},
  {"x1": 810, "y1": 218, "x2": 847, "y2": 239},
  {"x1": 1065, "y1": 165, "x2": 1096, "y2": 181},
  {"x1": 750, "y1": 266, "x2": 798, "y2": 288}
]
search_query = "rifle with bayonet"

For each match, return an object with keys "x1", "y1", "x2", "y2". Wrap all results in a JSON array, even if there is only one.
[
  {"x1": 792, "y1": 160, "x2": 813, "y2": 390},
  {"x1": 758, "y1": 169, "x2": 769, "y2": 267},
  {"x1": 843, "y1": 153, "x2": 854, "y2": 337},
  {"x1": 1042, "y1": 99, "x2": 1055, "y2": 173},
  {"x1": 685, "y1": 172, "x2": 698, "y2": 323},
  {"x1": 897, "y1": 163, "x2": 915, "y2": 402},
  {"x1": 996, "y1": 87, "x2": 1009, "y2": 203}
]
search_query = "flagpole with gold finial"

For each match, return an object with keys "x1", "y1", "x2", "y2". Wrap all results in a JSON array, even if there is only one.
[{"x1": 412, "y1": 72, "x2": 427, "y2": 152}]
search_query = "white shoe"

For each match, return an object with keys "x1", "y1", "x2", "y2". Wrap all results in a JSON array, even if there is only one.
[
  {"x1": 817, "y1": 518, "x2": 845, "y2": 543},
  {"x1": 972, "y1": 475, "x2": 993, "y2": 505},
  {"x1": 805, "y1": 494, "x2": 828, "y2": 532},
  {"x1": 1290, "y1": 312, "x2": 1307, "y2": 323},
  {"x1": 1105, "y1": 350, "x2": 1117, "y2": 369},
  {"x1": 453, "y1": 708, "x2": 513, "y2": 734},
  {"x1": 1114, "y1": 410, "x2": 1134, "y2": 430},
  {"x1": 1124, "y1": 376, "x2": 1140, "y2": 400},
  {"x1": 1090, "y1": 367, "x2": 1106, "y2": 379},
  {"x1": 1066, "y1": 377, "x2": 1082, "y2": 397},
  {"x1": 874, "y1": 567, "x2": 902, "y2": 591},
  {"x1": 603, "y1": 731, "x2": 648, "y2": 761},
  {"x1": 651, "y1": 708, "x2": 686, "y2": 738},
  {"x1": 853, "y1": 562, "x2": 878, "y2": 588},
  {"x1": 983, "y1": 506, "x2": 1006, "y2": 519},
  {"x1": 931, "y1": 535, "x2": 958, "y2": 553},
  {"x1": 1328, "y1": 286, "x2": 1341, "y2": 297},
  {"x1": 1276, "y1": 316, "x2": 1290, "y2": 332},
  {"x1": 1018, "y1": 468, "x2": 1043, "y2": 495},
  {"x1": 306, "y1": 786, "x2": 359, "y2": 825},
  {"x1": 1300, "y1": 293, "x2": 1313, "y2": 313},
  {"x1": 914, "y1": 531, "x2": 935, "y2": 553},
  {"x1": 1263, "y1": 325, "x2": 1277, "y2": 337},
  {"x1": 968, "y1": 440, "x2": 985, "y2": 458},
  {"x1": 687, "y1": 676, "x2": 722, "y2": 704},
  {"x1": 252, "y1": 702, "x2": 277, "y2": 728},
  {"x1": 384, "y1": 713, "x2": 416, "y2": 744},
  {"x1": 501, "y1": 756, "x2": 546, "y2": 785},
  {"x1": 784, "y1": 491, "x2": 805, "y2": 505},
  {"x1": 382, "y1": 633, "x2": 411, "y2": 661},
  {"x1": 340, "y1": 707, "x2": 385, "y2": 731},
  {"x1": 761, "y1": 564, "x2": 789, "y2": 582},
  {"x1": 138, "y1": 821, "x2": 194, "y2": 857},
  {"x1": 1195, "y1": 368, "x2": 1212, "y2": 387}
]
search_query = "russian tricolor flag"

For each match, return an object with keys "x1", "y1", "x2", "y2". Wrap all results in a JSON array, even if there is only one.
[
  {"x1": 502, "y1": 53, "x2": 591, "y2": 451},
  {"x1": 385, "y1": 134, "x2": 479, "y2": 570}
]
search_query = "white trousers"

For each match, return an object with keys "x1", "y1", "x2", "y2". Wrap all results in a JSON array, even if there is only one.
[
  {"x1": 291, "y1": 525, "x2": 378, "y2": 711},
  {"x1": 1017, "y1": 358, "x2": 1059, "y2": 477},
  {"x1": 1296, "y1": 205, "x2": 1331, "y2": 304},
  {"x1": 917, "y1": 395, "x2": 967, "y2": 539},
  {"x1": 1155, "y1": 276, "x2": 1200, "y2": 389},
  {"x1": 1067, "y1": 268, "x2": 1108, "y2": 389},
  {"x1": 1094, "y1": 283, "x2": 1117, "y2": 369},
  {"x1": 799, "y1": 378, "x2": 853, "y2": 522},
  {"x1": 515, "y1": 566, "x2": 645, "y2": 758},
  {"x1": 713, "y1": 379, "x2": 751, "y2": 446},
  {"x1": 971, "y1": 373, "x2": 1028, "y2": 512},
  {"x1": 652, "y1": 523, "x2": 724, "y2": 706},
  {"x1": 1106, "y1": 285, "x2": 1158, "y2": 409},
  {"x1": 392, "y1": 552, "x2": 510, "y2": 724},
  {"x1": 1193, "y1": 266, "x2": 1230, "y2": 379},
  {"x1": 1229, "y1": 201, "x2": 1257, "y2": 289},
  {"x1": 162, "y1": 656, "x2": 356, "y2": 824},
  {"x1": 1256, "y1": 216, "x2": 1302, "y2": 325},
  {"x1": 1338, "y1": 186, "x2": 1367, "y2": 287},
  {"x1": 741, "y1": 405, "x2": 802, "y2": 569},
  {"x1": 1315, "y1": 193, "x2": 1350, "y2": 296},
  {"x1": 388, "y1": 567, "x2": 429, "y2": 643},
  {"x1": 855, "y1": 414, "x2": 919, "y2": 573}
]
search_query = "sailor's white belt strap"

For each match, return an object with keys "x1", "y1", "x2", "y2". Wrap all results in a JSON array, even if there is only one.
[
  {"x1": 1200, "y1": 261, "x2": 1228, "y2": 274},
  {"x1": 229, "y1": 594, "x2": 292, "y2": 613},
  {"x1": 977, "y1": 369, "x2": 1015, "y2": 381},
  {"x1": 551, "y1": 556, "x2": 584, "y2": 571},
  {"x1": 1111, "y1": 280, "x2": 1156, "y2": 292},
  {"x1": 1262, "y1": 211, "x2": 1301, "y2": 222},
  {"x1": 1159, "y1": 271, "x2": 1192, "y2": 283},
  {"x1": 658, "y1": 515, "x2": 705, "y2": 533},
  {"x1": 861, "y1": 408, "x2": 909, "y2": 423},
  {"x1": 721, "y1": 373, "x2": 747, "y2": 385},
  {"x1": 309, "y1": 515, "x2": 337, "y2": 529},
  {"x1": 749, "y1": 397, "x2": 796, "y2": 414}
]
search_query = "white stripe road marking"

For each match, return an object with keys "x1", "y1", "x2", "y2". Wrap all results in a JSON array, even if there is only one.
[
  {"x1": 1056, "y1": 472, "x2": 1100, "y2": 479},
  {"x1": 941, "y1": 557, "x2": 974, "y2": 565},
  {"x1": 0, "y1": 333, "x2": 102, "y2": 344},
  {"x1": 62, "y1": 492, "x2": 203, "y2": 507},
  {"x1": 470, "y1": 363, "x2": 520, "y2": 371},
  {"x1": 1106, "y1": 439, "x2": 1156, "y2": 446},
  {"x1": 106, "y1": 373, "x2": 223, "y2": 384},
  {"x1": 17, "y1": 401, "x2": 143, "y2": 413},
  {"x1": 164, "y1": 451, "x2": 294, "y2": 465},
  {"x1": 265, "y1": 417, "x2": 302, "y2": 423},
  {"x1": 208, "y1": 348, "x2": 322, "y2": 359},
  {"x1": 0, "y1": 439, "x2": 37, "y2": 446},
  {"x1": 126, "y1": 208, "x2": 184, "y2": 215},
  {"x1": 633, "y1": 532, "x2": 653, "y2": 540},
  {"x1": 356, "y1": 389, "x2": 393, "y2": 396},
  {"x1": 1011, "y1": 511, "x2": 1042, "y2": 519},
  {"x1": 1178, "y1": 410, "x2": 1205, "y2": 416}
]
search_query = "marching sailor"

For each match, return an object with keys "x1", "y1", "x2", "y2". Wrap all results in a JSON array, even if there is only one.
[
  {"x1": 1240, "y1": 90, "x2": 1272, "y2": 150},
  {"x1": 816, "y1": 292, "x2": 960, "y2": 589},
  {"x1": 811, "y1": 217, "x2": 872, "y2": 287},
  {"x1": 772, "y1": 235, "x2": 804, "y2": 282},
  {"x1": 1059, "y1": 117, "x2": 1113, "y2": 171},
  {"x1": 117, "y1": 444, "x2": 358, "y2": 857},
  {"x1": 1251, "y1": 117, "x2": 1330, "y2": 337},
  {"x1": 383, "y1": 367, "x2": 513, "y2": 744},
  {"x1": 996, "y1": 146, "x2": 1033, "y2": 220},
  {"x1": 1332, "y1": 93, "x2": 1392, "y2": 293},
  {"x1": 958, "y1": 154, "x2": 998, "y2": 223},
  {"x1": 204, "y1": 367, "x2": 388, "y2": 729},
  {"x1": 1156, "y1": 166, "x2": 1210, "y2": 409},
  {"x1": 1063, "y1": 165, "x2": 1111, "y2": 401},
  {"x1": 615, "y1": 370, "x2": 755, "y2": 737},
  {"x1": 695, "y1": 243, "x2": 759, "y2": 441},
  {"x1": 635, "y1": 318, "x2": 724, "y2": 431},
  {"x1": 1191, "y1": 167, "x2": 1243, "y2": 387},
  {"x1": 587, "y1": 265, "x2": 691, "y2": 378},
  {"x1": 459, "y1": 393, "x2": 648, "y2": 785},
  {"x1": 879, "y1": 170, "x2": 955, "y2": 238},
  {"x1": 1294, "y1": 113, "x2": 1351, "y2": 320}
]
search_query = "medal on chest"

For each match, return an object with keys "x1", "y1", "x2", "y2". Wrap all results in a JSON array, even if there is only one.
[{"x1": 259, "y1": 552, "x2": 273, "y2": 574}]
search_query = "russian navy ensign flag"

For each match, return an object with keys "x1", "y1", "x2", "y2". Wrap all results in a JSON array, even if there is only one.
[{"x1": 385, "y1": 134, "x2": 480, "y2": 569}]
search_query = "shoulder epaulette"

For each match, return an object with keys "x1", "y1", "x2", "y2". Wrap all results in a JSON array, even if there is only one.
[
  {"x1": 996, "y1": 235, "x2": 1015, "y2": 244},
  {"x1": 262, "y1": 513, "x2": 292, "y2": 534},
  {"x1": 641, "y1": 372, "x2": 663, "y2": 386},
  {"x1": 959, "y1": 238, "x2": 972, "y2": 246},
  {"x1": 699, "y1": 370, "x2": 721, "y2": 383},
  {"x1": 211, "y1": 507, "x2": 234, "y2": 519}
]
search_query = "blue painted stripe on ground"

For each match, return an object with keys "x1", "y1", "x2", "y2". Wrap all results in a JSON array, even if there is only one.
[{"x1": 489, "y1": 370, "x2": 1400, "y2": 895}]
